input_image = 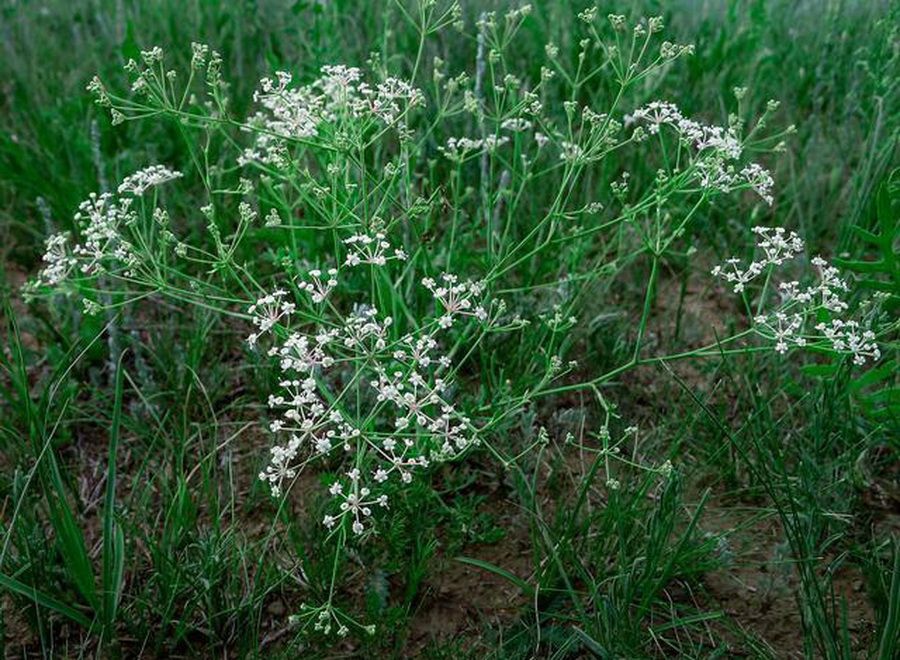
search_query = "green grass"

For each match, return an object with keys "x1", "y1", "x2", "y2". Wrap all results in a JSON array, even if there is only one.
[{"x1": 1, "y1": 0, "x2": 898, "y2": 657}]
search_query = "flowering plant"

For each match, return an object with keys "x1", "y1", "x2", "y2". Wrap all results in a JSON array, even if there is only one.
[{"x1": 24, "y1": 4, "x2": 887, "y2": 639}]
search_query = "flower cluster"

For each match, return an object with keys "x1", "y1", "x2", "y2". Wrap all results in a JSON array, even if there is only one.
[
  {"x1": 559, "y1": 141, "x2": 585, "y2": 164},
  {"x1": 814, "y1": 319, "x2": 880, "y2": 366},
  {"x1": 713, "y1": 226, "x2": 880, "y2": 364},
  {"x1": 627, "y1": 101, "x2": 741, "y2": 157},
  {"x1": 32, "y1": 232, "x2": 76, "y2": 287},
  {"x1": 373, "y1": 366, "x2": 473, "y2": 459},
  {"x1": 753, "y1": 312, "x2": 805, "y2": 354},
  {"x1": 341, "y1": 307, "x2": 392, "y2": 354},
  {"x1": 240, "y1": 66, "x2": 424, "y2": 165},
  {"x1": 246, "y1": 289, "x2": 296, "y2": 347},
  {"x1": 711, "y1": 227, "x2": 804, "y2": 293},
  {"x1": 438, "y1": 135, "x2": 510, "y2": 162},
  {"x1": 501, "y1": 118, "x2": 532, "y2": 132},
  {"x1": 117, "y1": 165, "x2": 183, "y2": 196},
  {"x1": 343, "y1": 232, "x2": 407, "y2": 267},
  {"x1": 299, "y1": 268, "x2": 338, "y2": 304},
  {"x1": 422, "y1": 273, "x2": 487, "y2": 328},
  {"x1": 72, "y1": 193, "x2": 138, "y2": 276},
  {"x1": 28, "y1": 165, "x2": 183, "y2": 292},
  {"x1": 253, "y1": 266, "x2": 489, "y2": 536},
  {"x1": 324, "y1": 476, "x2": 389, "y2": 535},
  {"x1": 627, "y1": 101, "x2": 774, "y2": 203}
]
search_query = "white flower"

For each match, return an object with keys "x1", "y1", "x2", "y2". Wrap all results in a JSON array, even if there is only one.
[
  {"x1": 422, "y1": 273, "x2": 487, "y2": 325},
  {"x1": 243, "y1": 65, "x2": 424, "y2": 165},
  {"x1": 501, "y1": 118, "x2": 532, "y2": 132},
  {"x1": 246, "y1": 289, "x2": 295, "y2": 345},
  {"x1": 34, "y1": 232, "x2": 76, "y2": 286},
  {"x1": 559, "y1": 141, "x2": 584, "y2": 164},
  {"x1": 741, "y1": 163, "x2": 775, "y2": 205},
  {"x1": 752, "y1": 227, "x2": 804, "y2": 266},
  {"x1": 299, "y1": 268, "x2": 338, "y2": 303},
  {"x1": 807, "y1": 256, "x2": 849, "y2": 313},
  {"x1": 712, "y1": 227, "x2": 805, "y2": 293},
  {"x1": 714, "y1": 229, "x2": 877, "y2": 368},
  {"x1": 117, "y1": 165, "x2": 183, "y2": 196},
  {"x1": 439, "y1": 135, "x2": 510, "y2": 161},
  {"x1": 754, "y1": 312, "x2": 806, "y2": 354},
  {"x1": 342, "y1": 307, "x2": 392, "y2": 352},
  {"x1": 256, "y1": 269, "x2": 487, "y2": 535},
  {"x1": 711, "y1": 258, "x2": 764, "y2": 293},
  {"x1": 627, "y1": 101, "x2": 777, "y2": 203},
  {"x1": 71, "y1": 191, "x2": 138, "y2": 276},
  {"x1": 815, "y1": 319, "x2": 880, "y2": 365},
  {"x1": 343, "y1": 232, "x2": 406, "y2": 267}
]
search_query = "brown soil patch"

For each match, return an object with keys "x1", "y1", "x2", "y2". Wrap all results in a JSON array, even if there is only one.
[
  {"x1": 404, "y1": 508, "x2": 532, "y2": 655},
  {"x1": 697, "y1": 505, "x2": 877, "y2": 657}
]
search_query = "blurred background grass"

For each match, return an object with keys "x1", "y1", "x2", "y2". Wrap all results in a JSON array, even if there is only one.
[{"x1": 1, "y1": 0, "x2": 896, "y2": 264}]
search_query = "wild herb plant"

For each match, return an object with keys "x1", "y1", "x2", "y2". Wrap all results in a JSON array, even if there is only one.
[
  {"x1": 17, "y1": 4, "x2": 889, "y2": 642},
  {"x1": 2, "y1": 1, "x2": 898, "y2": 656}
]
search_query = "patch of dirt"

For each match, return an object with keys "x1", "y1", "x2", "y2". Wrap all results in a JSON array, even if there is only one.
[
  {"x1": 645, "y1": 267, "x2": 737, "y2": 388},
  {"x1": 656, "y1": 266, "x2": 734, "y2": 347},
  {"x1": 403, "y1": 511, "x2": 532, "y2": 655},
  {"x1": 1, "y1": 593, "x2": 39, "y2": 656},
  {"x1": 697, "y1": 506, "x2": 877, "y2": 657}
]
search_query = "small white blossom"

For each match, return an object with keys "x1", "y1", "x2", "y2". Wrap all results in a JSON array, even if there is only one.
[
  {"x1": 343, "y1": 232, "x2": 406, "y2": 267},
  {"x1": 815, "y1": 319, "x2": 880, "y2": 365},
  {"x1": 754, "y1": 312, "x2": 806, "y2": 354},
  {"x1": 117, "y1": 165, "x2": 183, "y2": 196},
  {"x1": 34, "y1": 232, "x2": 76, "y2": 286},
  {"x1": 421, "y1": 273, "x2": 487, "y2": 327},
  {"x1": 299, "y1": 268, "x2": 338, "y2": 303},
  {"x1": 246, "y1": 289, "x2": 295, "y2": 346},
  {"x1": 439, "y1": 135, "x2": 510, "y2": 161}
]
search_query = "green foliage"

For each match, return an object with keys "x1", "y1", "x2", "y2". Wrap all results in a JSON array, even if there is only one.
[{"x1": 838, "y1": 168, "x2": 900, "y2": 426}]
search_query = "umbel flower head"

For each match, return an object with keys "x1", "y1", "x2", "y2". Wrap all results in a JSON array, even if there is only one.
[
  {"x1": 626, "y1": 101, "x2": 774, "y2": 204},
  {"x1": 252, "y1": 263, "x2": 490, "y2": 537},
  {"x1": 712, "y1": 226, "x2": 880, "y2": 365},
  {"x1": 28, "y1": 164, "x2": 183, "y2": 290},
  {"x1": 239, "y1": 65, "x2": 425, "y2": 166},
  {"x1": 118, "y1": 165, "x2": 182, "y2": 196}
]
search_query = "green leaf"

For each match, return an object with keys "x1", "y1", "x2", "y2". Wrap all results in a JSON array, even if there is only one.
[
  {"x1": 101, "y1": 352, "x2": 127, "y2": 638},
  {"x1": 120, "y1": 21, "x2": 140, "y2": 62},
  {"x1": 572, "y1": 626, "x2": 611, "y2": 658},
  {"x1": 851, "y1": 226, "x2": 882, "y2": 245},
  {"x1": 833, "y1": 258, "x2": 889, "y2": 274},
  {"x1": 42, "y1": 447, "x2": 98, "y2": 611},
  {"x1": 801, "y1": 363, "x2": 839, "y2": 378},
  {"x1": 453, "y1": 556, "x2": 534, "y2": 597},
  {"x1": 0, "y1": 572, "x2": 91, "y2": 628},
  {"x1": 848, "y1": 363, "x2": 896, "y2": 393}
]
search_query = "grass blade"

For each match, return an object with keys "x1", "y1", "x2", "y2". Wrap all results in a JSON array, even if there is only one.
[
  {"x1": 101, "y1": 350, "x2": 128, "y2": 641},
  {"x1": 453, "y1": 555, "x2": 534, "y2": 598},
  {"x1": 0, "y1": 571, "x2": 91, "y2": 628}
]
